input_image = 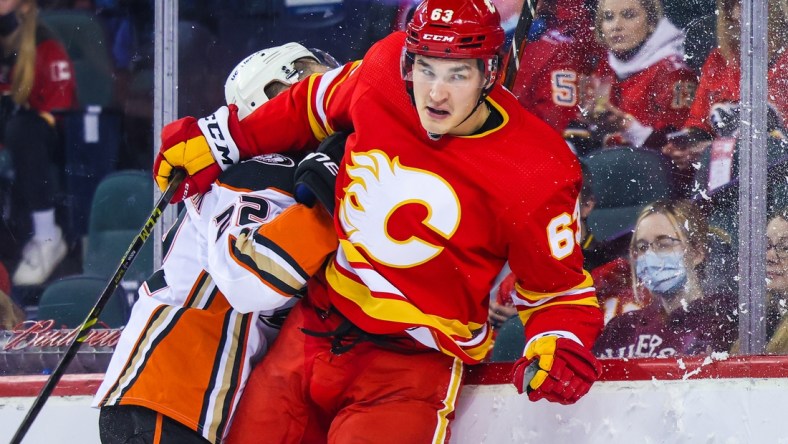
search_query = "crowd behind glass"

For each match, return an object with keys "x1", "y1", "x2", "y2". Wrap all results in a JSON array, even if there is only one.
[{"x1": 0, "y1": 0, "x2": 785, "y2": 375}]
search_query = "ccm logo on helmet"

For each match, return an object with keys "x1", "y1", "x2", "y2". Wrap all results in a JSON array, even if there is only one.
[{"x1": 422, "y1": 34, "x2": 455, "y2": 42}]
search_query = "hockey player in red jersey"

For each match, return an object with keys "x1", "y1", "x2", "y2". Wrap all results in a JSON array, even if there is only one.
[
  {"x1": 94, "y1": 43, "x2": 341, "y2": 444},
  {"x1": 152, "y1": 0, "x2": 604, "y2": 441}
]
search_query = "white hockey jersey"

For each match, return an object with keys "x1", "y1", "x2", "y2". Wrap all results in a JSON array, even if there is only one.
[{"x1": 93, "y1": 153, "x2": 306, "y2": 443}]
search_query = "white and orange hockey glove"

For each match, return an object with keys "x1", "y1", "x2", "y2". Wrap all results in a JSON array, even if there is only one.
[
  {"x1": 154, "y1": 105, "x2": 248, "y2": 203},
  {"x1": 512, "y1": 335, "x2": 601, "y2": 405}
]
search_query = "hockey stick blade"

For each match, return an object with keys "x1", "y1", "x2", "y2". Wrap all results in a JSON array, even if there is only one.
[
  {"x1": 502, "y1": 0, "x2": 536, "y2": 90},
  {"x1": 9, "y1": 169, "x2": 185, "y2": 444}
]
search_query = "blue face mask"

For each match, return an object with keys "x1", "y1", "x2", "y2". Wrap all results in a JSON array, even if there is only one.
[{"x1": 635, "y1": 250, "x2": 688, "y2": 296}]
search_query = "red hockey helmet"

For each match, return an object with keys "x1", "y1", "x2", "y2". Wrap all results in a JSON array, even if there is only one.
[
  {"x1": 405, "y1": 0, "x2": 505, "y2": 60},
  {"x1": 402, "y1": 0, "x2": 505, "y2": 98}
]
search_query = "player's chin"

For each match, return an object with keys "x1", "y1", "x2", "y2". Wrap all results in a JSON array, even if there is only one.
[{"x1": 418, "y1": 115, "x2": 451, "y2": 136}]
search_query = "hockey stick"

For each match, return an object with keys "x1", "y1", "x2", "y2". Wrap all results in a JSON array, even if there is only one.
[
  {"x1": 502, "y1": 0, "x2": 537, "y2": 90},
  {"x1": 10, "y1": 169, "x2": 185, "y2": 444}
]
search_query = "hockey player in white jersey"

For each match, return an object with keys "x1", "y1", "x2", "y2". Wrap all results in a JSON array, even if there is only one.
[{"x1": 93, "y1": 43, "x2": 342, "y2": 444}]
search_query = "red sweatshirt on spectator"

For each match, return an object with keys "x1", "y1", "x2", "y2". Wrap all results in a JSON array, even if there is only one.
[
  {"x1": 0, "y1": 25, "x2": 76, "y2": 112},
  {"x1": 590, "y1": 257, "x2": 647, "y2": 325},
  {"x1": 684, "y1": 48, "x2": 788, "y2": 135},
  {"x1": 595, "y1": 19, "x2": 697, "y2": 148}
]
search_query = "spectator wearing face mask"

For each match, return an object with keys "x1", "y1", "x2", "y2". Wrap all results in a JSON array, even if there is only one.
[{"x1": 593, "y1": 199, "x2": 737, "y2": 358}]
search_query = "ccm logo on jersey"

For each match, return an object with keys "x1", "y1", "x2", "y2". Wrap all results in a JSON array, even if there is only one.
[{"x1": 422, "y1": 34, "x2": 455, "y2": 42}]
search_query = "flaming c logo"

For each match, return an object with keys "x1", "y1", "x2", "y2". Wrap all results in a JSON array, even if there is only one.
[{"x1": 339, "y1": 150, "x2": 461, "y2": 268}]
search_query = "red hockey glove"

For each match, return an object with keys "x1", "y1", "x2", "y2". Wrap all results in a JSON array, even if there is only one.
[
  {"x1": 154, "y1": 105, "x2": 247, "y2": 203},
  {"x1": 512, "y1": 336, "x2": 601, "y2": 405}
]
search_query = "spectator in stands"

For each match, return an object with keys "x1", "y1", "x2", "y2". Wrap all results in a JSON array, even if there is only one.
[
  {"x1": 510, "y1": 0, "x2": 603, "y2": 142},
  {"x1": 591, "y1": 249, "x2": 646, "y2": 326},
  {"x1": 2, "y1": 0, "x2": 77, "y2": 286},
  {"x1": 578, "y1": 0, "x2": 697, "y2": 152},
  {"x1": 756, "y1": 208, "x2": 788, "y2": 353},
  {"x1": 661, "y1": 0, "x2": 788, "y2": 192},
  {"x1": 593, "y1": 199, "x2": 737, "y2": 358}
]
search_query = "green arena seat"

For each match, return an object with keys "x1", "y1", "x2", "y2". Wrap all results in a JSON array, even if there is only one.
[
  {"x1": 83, "y1": 170, "x2": 153, "y2": 284},
  {"x1": 37, "y1": 275, "x2": 129, "y2": 328}
]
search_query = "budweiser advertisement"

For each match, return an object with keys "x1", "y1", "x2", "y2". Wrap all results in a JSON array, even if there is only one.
[{"x1": 0, "y1": 320, "x2": 121, "y2": 375}]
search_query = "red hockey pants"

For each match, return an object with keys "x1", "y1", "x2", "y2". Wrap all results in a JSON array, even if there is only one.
[{"x1": 225, "y1": 298, "x2": 464, "y2": 444}]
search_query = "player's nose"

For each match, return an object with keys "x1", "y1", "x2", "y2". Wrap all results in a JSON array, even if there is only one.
[{"x1": 429, "y1": 81, "x2": 449, "y2": 102}]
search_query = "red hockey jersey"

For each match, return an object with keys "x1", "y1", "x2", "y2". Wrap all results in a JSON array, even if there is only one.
[
  {"x1": 592, "y1": 19, "x2": 698, "y2": 148},
  {"x1": 0, "y1": 25, "x2": 76, "y2": 112},
  {"x1": 589, "y1": 257, "x2": 648, "y2": 325},
  {"x1": 684, "y1": 48, "x2": 788, "y2": 134},
  {"x1": 237, "y1": 32, "x2": 602, "y2": 364},
  {"x1": 511, "y1": 7, "x2": 602, "y2": 133},
  {"x1": 595, "y1": 54, "x2": 697, "y2": 147}
]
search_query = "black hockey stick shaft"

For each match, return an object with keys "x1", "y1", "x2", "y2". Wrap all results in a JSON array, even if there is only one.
[
  {"x1": 503, "y1": 0, "x2": 536, "y2": 90},
  {"x1": 10, "y1": 169, "x2": 185, "y2": 444}
]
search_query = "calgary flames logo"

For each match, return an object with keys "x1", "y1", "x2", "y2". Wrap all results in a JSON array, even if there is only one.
[{"x1": 339, "y1": 150, "x2": 461, "y2": 268}]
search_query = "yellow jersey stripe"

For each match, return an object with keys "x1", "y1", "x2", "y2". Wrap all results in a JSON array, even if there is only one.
[
  {"x1": 459, "y1": 97, "x2": 509, "y2": 139},
  {"x1": 515, "y1": 269, "x2": 595, "y2": 301},
  {"x1": 517, "y1": 296, "x2": 601, "y2": 325},
  {"x1": 306, "y1": 75, "x2": 329, "y2": 141},
  {"x1": 326, "y1": 260, "x2": 485, "y2": 339},
  {"x1": 323, "y1": 61, "x2": 362, "y2": 135}
]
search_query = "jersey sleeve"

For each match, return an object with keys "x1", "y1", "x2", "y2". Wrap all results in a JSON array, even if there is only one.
[
  {"x1": 683, "y1": 51, "x2": 724, "y2": 134},
  {"x1": 650, "y1": 66, "x2": 697, "y2": 133},
  {"x1": 630, "y1": 65, "x2": 698, "y2": 148},
  {"x1": 236, "y1": 60, "x2": 362, "y2": 156},
  {"x1": 207, "y1": 200, "x2": 338, "y2": 313},
  {"x1": 504, "y1": 164, "x2": 602, "y2": 350},
  {"x1": 29, "y1": 39, "x2": 77, "y2": 112}
]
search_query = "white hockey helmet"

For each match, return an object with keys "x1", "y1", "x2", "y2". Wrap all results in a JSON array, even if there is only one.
[{"x1": 225, "y1": 42, "x2": 321, "y2": 120}]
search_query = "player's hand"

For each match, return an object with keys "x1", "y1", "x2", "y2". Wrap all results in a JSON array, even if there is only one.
[
  {"x1": 512, "y1": 336, "x2": 601, "y2": 405},
  {"x1": 488, "y1": 301, "x2": 517, "y2": 328},
  {"x1": 294, "y1": 131, "x2": 348, "y2": 214},
  {"x1": 154, "y1": 106, "x2": 245, "y2": 203}
]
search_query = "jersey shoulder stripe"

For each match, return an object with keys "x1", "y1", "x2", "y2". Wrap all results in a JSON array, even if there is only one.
[{"x1": 227, "y1": 231, "x2": 306, "y2": 296}]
